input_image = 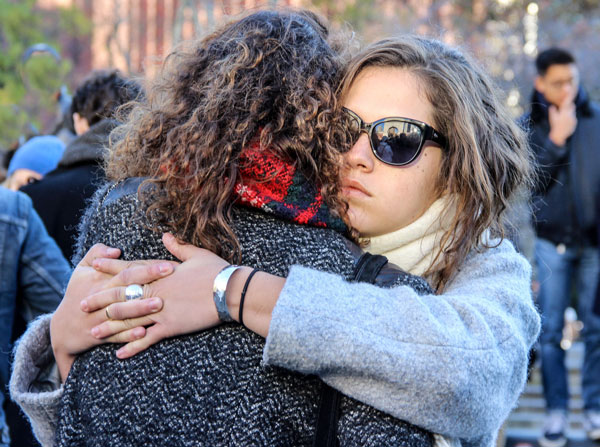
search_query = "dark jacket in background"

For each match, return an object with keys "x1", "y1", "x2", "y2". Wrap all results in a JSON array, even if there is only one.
[
  {"x1": 596, "y1": 193, "x2": 600, "y2": 316},
  {"x1": 523, "y1": 88, "x2": 600, "y2": 248},
  {"x1": 20, "y1": 120, "x2": 116, "y2": 262}
]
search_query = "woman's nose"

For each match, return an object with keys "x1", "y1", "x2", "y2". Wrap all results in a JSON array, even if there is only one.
[{"x1": 344, "y1": 134, "x2": 374, "y2": 171}]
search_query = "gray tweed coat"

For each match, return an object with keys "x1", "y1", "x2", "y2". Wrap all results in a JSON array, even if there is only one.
[{"x1": 52, "y1": 178, "x2": 434, "y2": 447}]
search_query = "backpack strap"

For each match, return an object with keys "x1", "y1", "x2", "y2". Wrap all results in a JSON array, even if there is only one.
[
  {"x1": 313, "y1": 385, "x2": 342, "y2": 447},
  {"x1": 351, "y1": 252, "x2": 389, "y2": 284},
  {"x1": 312, "y1": 253, "x2": 388, "y2": 447}
]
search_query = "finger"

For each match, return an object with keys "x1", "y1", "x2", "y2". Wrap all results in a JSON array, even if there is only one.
[
  {"x1": 116, "y1": 325, "x2": 165, "y2": 359},
  {"x1": 91, "y1": 315, "x2": 157, "y2": 339},
  {"x1": 163, "y1": 232, "x2": 205, "y2": 262},
  {"x1": 81, "y1": 287, "x2": 125, "y2": 312},
  {"x1": 79, "y1": 243, "x2": 121, "y2": 267},
  {"x1": 99, "y1": 261, "x2": 175, "y2": 288},
  {"x1": 560, "y1": 98, "x2": 575, "y2": 112},
  {"x1": 93, "y1": 257, "x2": 174, "y2": 275},
  {"x1": 562, "y1": 90, "x2": 577, "y2": 107},
  {"x1": 104, "y1": 326, "x2": 147, "y2": 344},
  {"x1": 102, "y1": 297, "x2": 163, "y2": 321},
  {"x1": 92, "y1": 258, "x2": 134, "y2": 274}
]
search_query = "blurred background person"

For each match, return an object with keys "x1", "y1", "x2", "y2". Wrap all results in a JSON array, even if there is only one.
[
  {"x1": 2, "y1": 136, "x2": 65, "y2": 191},
  {"x1": 20, "y1": 70, "x2": 143, "y2": 262},
  {"x1": 596, "y1": 194, "x2": 600, "y2": 317},
  {"x1": 525, "y1": 47, "x2": 600, "y2": 447},
  {"x1": 0, "y1": 187, "x2": 71, "y2": 447}
]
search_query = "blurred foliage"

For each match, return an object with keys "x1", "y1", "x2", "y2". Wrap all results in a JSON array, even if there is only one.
[
  {"x1": 307, "y1": 0, "x2": 377, "y2": 31},
  {"x1": 23, "y1": 55, "x2": 70, "y2": 94},
  {"x1": 0, "y1": 0, "x2": 90, "y2": 151},
  {"x1": 58, "y1": 5, "x2": 93, "y2": 38}
]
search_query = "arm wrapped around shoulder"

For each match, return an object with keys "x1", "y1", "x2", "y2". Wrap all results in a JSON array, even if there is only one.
[{"x1": 264, "y1": 239, "x2": 540, "y2": 445}]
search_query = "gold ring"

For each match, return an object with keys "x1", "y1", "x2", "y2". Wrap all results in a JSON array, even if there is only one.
[{"x1": 105, "y1": 307, "x2": 112, "y2": 320}]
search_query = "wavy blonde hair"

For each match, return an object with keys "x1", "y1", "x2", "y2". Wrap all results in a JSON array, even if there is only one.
[
  {"x1": 106, "y1": 10, "x2": 354, "y2": 262},
  {"x1": 339, "y1": 36, "x2": 535, "y2": 291}
]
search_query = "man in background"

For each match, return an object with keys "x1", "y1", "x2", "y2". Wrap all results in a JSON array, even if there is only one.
[
  {"x1": 21, "y1": 70, "x2": 142, "y2": 262},
  {"x1": 526, "y1": 47, "x2": 600, "y2": 447}
]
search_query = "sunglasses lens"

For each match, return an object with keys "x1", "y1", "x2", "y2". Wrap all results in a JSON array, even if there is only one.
[{"x1": 371, "y1": 121, "x2": 423, "y2": 165}]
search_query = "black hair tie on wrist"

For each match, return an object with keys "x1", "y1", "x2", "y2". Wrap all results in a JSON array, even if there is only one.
[{"x1": 239, "y1": 268, "x2": 259, "y2": 328}]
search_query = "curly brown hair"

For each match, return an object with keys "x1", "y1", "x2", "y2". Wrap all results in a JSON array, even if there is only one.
[
  {"x1": 339, "y1": 36, "x2": 535, "y2": 291},
  {"x1": 106, "y1": 10, "x2": 353, "y2": 262}
]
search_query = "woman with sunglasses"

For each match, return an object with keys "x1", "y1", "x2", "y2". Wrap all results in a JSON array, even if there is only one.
[{"x1": 12, "y1": 35, "x2": 540, "y2": 447}]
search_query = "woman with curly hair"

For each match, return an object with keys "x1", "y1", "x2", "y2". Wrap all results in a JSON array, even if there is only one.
[
  {"x1": 11, "y1": 10, "x2": 439, "y2": 447},
  {"x1": 38, "y1": 35, "x2": 543, "y2": 447}
]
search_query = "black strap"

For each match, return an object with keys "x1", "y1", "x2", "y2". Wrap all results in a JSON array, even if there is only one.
[
  {"x1": 351, "y1": 252, "x2": 389, "y2": 284},
  {"x1": 312, "y1": 253, "x2": 388, "y2": 447},
  {"x1": 313, "y1": 384, "x2": 342, "y2": 447}
]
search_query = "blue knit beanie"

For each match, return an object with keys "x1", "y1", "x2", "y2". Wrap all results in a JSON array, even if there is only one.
[{"x1": 8, "y1": 136, "x2": 66, "y2": 176}]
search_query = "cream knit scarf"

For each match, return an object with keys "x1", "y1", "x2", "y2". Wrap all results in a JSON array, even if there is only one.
[{"x1": 363, "y1": 196, "x2": 454, "y2": 276}]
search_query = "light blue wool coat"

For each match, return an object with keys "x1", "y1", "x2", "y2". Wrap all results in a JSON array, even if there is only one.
[
  {"x1": 11, "y1": 239, "x2": 539, "y2": 447},
  {"x1": 264, "y1": 239, "x2": 541, "y2": 447}
]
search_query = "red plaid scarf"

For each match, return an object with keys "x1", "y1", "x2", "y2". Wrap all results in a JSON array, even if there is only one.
[{"x1": 234, "y1": 142, "x2": 346, "y2": 233}]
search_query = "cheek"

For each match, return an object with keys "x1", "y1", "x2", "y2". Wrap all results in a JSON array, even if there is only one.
[{"x1": 390, "y1": 156, "x2": 442, "y2": 209}]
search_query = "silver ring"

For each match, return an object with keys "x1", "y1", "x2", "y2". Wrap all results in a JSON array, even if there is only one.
[
  {"x1": 105, "y1": 307, "x2": 112, "y2": 320},
  {"x1": 125, "y1": 284, "x2": 144, "y2": 301}
]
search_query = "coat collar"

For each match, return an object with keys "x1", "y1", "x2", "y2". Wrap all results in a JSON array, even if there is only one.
[{"x1": 58, "y1": 119, "x2": 118, "y2": 168}]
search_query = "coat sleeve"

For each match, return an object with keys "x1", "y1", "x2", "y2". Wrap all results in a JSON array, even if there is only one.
[
  {"x1": 263, "y1": 240, "x2": 541, "y2": 443},
  {"x1": 9, "y1": 314, "x2": 63, "y2": 447},
  {"x1": 17, "y1": 193, "x2": 71, "y2": 321},
  {"x1": 529, "y1": 125, "x2": 569, "y2": 194}
]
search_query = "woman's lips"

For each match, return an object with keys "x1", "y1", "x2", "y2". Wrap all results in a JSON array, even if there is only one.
[{"x1": 342, "y1": 179, "x2": 370, "y2": 198}]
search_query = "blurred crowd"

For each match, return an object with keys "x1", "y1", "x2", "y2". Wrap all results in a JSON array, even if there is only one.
[{"x1": 0, "y1": 70, "x2": 141, "y2": 446}]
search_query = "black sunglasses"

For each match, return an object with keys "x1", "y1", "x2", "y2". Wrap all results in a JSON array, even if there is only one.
[{"x1": 342, "y1": 107, "x2": 447, "y2": 166}]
